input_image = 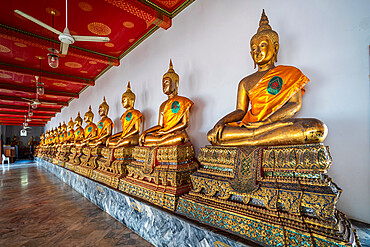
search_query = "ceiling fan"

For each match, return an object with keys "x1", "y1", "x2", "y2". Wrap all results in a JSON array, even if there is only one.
[
  {"x1": 14, "y1": 0, "x2": 110, "y2": 55},
  {"x1": 21, "y1": 76, "x2": 58, "y2": 108}
]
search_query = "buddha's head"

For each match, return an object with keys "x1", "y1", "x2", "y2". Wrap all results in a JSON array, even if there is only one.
[
  {"x1": 68, "y1": 117, "x2": 74, "y2": 130},
  {"x1": 84, "y1": 106, "x2": 94, "y2": 124},
  {"x1": 162, "y1": 59, "x2": 179, "y2": 96},
  {"x1": 53, "y1": 128, "x2": 57, "y2": 136},
  {"x1": 45, "y1": 131, "x2": 49, "y2": 139},
  {"x1": 75, "y1": 112, "x2": 83, "y2": 127},
  {"x1": 250, "y1": 10, "x2": 279, "y2": 68},
  {"x1": 61, "y1": 121, "x2": 67, "y2": 132},
  {"x1": 98, "y1": 97, "x2": 109, "y2": 117},
  {"x1": 40, "y1": 134, "x2": 44, "y2": 140},
  {"x1": 122, "y1": 82, "x2": 135, "y2": 109}
]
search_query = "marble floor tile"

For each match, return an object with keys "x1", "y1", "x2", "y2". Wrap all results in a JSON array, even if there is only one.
[{"x1": 0, "y1": 161, "x2": 153, "y2": 247}]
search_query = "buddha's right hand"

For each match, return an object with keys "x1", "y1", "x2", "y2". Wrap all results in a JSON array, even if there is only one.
[
  {"x1": 139, "y1": 132, "x2": 146, "y2": 146},
  {"x1": 207, "y1": 121, "x2": 224, "y2": 144}
]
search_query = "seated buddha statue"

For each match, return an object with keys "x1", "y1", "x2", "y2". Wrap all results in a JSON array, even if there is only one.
[
  {"x1": 64, "y1": 117, "x2": 75, "y2": 146},
  {"x1": 207, "y1": 10, "x2": 327, "y2": 146},
  {"x1": 106, "y1": 82, "x2": 143, "y2": 148},
  {"x1": 139, "y1": 60, "x2": 194, "y2": 147},
  {"x1": 73, "y1": 112, "x2": 84, "y2": 145},
  {"x1": 59, "y1": 122, "x2": 68, "y2": 144},
  {"x1": 79, "y1": 106, "x2": 98, "y2": 147},
  {"x1": 87, "y1": 97, "x2": 114, "y2": 148}
]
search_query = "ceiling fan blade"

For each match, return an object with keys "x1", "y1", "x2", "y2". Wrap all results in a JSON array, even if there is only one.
[
  {"x1": 40, "y1": 102, "x2": 58, "y2": 105},
  {"x1": 21, "y1": 97, "x2": 35, "y2": 102},
  {"x1": 60, "y1": 42, "x2": 69, "y2": 55},
  {"x1": 73, "y1": 35, "x2": 110, "y2": 42},
  {"x1": 14, "y1": 10, "x2": 62, "y2": 35}
]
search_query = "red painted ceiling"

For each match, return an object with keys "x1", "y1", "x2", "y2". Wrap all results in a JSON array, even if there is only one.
[{"x1": 0, "y1": 0, "x2": 193, "y2": 126}]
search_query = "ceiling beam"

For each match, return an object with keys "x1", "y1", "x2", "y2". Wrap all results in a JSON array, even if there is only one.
[
  {"x1": 0, "y1": 122, "x2": 45, "y2": 126},
  {"x1": 0, "y1": 116, "x2": 49, "y2": 121},
  {"x1": 0, "y1": 24, "x2": 119, "y2": 67},
  {"x1": 0, "y1": 110, "x2": 54, "y2": 117},
  {"x1": 105, "y1": 0, "x2": 171, "y2": 29},
  {"x1": 0, "y1": 63, "x2": 95, "y2": 86},
  {"x1": 0, "y1": 83, "x2": 78, "y2": 99},
  {"x1": 0, "y1": 104, "x2": 61, "y2": 113},
  {"x1": 0, "y1": 95, "x2": 68, "y2": 107}
]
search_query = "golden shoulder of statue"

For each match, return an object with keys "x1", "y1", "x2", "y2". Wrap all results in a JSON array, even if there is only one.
[
  {"x1": 207, "y1": 10, "x2": 327, "y2": 146},
  {"x1": 139, "y1": 60, "x2": 194, "y2": 147},
  {"x1": 88, "y1": 97, "x2": 114, "y2": 147},
  {"x1": 106, "y1": 82, "x2": 143, "y2": 148}
]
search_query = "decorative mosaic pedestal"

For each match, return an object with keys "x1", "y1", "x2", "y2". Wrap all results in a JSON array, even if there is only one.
[
  {"x1": 75, "y1": 147, "x2": 102, "y2": 178},
  {"x1": 177, "y1": 144, "x2": 358, "y2": 246},
  {"x1": 119, "y1": 143, "x2": 198, "y2": 211},
  {"x1": 64, "y1": 146, "x2": 82, "y2": 172},
  {"x1": 91, "y1": 147, "x2": 133, "y2": 189}
]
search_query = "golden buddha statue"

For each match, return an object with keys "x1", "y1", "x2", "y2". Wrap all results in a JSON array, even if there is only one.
[
  {"x1": 39, "y1": 134, "x2": 44, "y2": 146},
  {"x1": 60, "y1": 121, "x2": 67, "y2": 144},
  {"x1": 207, "y1": 10, "x2": 327, "y2": 146},
  {"x1": 53, "y1": 127, "x2": 59, "y2": 145},
  {"x1": 106, "y1": 82, "x2": 143, "y2": 148},
  {"x1": 139, "y1": 60, "x2": 194, "y2": 147},
  {"x1": 74, "y1": 112, "x2": 84, "y2": 145},
  {"x1": 79, "y1": 106, "x2": 97, "y2": 147},
  {"x1": 87, "y1": 97, "x2": 114, "y2": 147},
  {"x1": 64, "y1": 117, "x2": 75, "y2": 145}
]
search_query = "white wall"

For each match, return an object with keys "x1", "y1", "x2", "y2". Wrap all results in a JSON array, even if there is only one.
[{"x1": 47, "y1": 0, "x2": 370, "y2": 223}]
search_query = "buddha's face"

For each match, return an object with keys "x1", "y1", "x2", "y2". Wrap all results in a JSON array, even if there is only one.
[
  {"x1": 250, "y1": 35, "x2": 277, "y2": 66},
  {"x1": 84, "y1": 114, "x2": 92, "y2": 124},
  {"x1": 75, "y1": 119, "x2": 82, "y2": 127},
  {"x1": 122, "y1": 96, "x2": 133, "y2": 109},
  {"x1": 68, "y1": 124, "x2": 73, "y2": 131},
  {"x1": 98, "y1": 105, "x2": 108, "y2": 117},
  {"x1": 162, "y1": 77, "x2": 176, "y2": 95}
]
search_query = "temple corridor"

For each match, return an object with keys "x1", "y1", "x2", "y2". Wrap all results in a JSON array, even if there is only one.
[{"x1": 0, "y1": 161, "x2": 153, "y2": 247}]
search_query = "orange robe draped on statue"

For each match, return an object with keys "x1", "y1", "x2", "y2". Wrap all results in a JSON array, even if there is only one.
[
  {"x1": 160, "y1": 96, "x2": 193, "y2": 132},
  {"x1": 84, "y1": 123, "x2": 97, "y2": 139},
  {"x1": 120, "y1": 109, "x2": 142, "y2": 137},
  {"x1": 241, "y1": 65, "x2": 309, "y2": 125},
  {"x1": 96, "y1": 117, "x2": 113, "y2": 137}
]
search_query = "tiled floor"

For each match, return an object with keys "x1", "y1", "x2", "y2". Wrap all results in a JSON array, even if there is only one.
[
  {"x1": 0, "y1": 160, "x2": 369, "y2": 247},
  {"x1": 0, "y1": 160, "x2": 153, "y2": 247}
]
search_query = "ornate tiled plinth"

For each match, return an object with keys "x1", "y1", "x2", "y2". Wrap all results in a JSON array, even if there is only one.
[
  {"x1": 92, "y1": 147, "x2": 133, "y2": 189},
  {"x1": 75, "y1": 147, "x2": 102, "y2": 178},
  {"x1": 176, "y1": 144, "x2": 357, "y2": 247},
  {"x1": 35, "y1": 158, "x2": 252, "y2": 247},
  {"x1": 119, "y1": 143, "x2": 198, "y2": 211}
]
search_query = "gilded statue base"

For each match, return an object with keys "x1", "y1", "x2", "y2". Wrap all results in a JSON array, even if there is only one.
[
  {"x1": 119, "y1": 143, "x2": 198, "y2": 211},
  {"x1": 74, "y1": 147, "x2": 102, "y2": 178},
  {"x1": 176, "y1": 144, "x2": 357, "y2": 246},
  {"x1": 91, "y1": 147, "x2": 133, "y2": 189},
  {"x1": 64, "y1": 146, "x2": 82, "y2": 171}
]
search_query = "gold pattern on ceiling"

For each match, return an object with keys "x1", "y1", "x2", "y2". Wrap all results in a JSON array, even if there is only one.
[
  {"x1": 87, "y1": 22, "x2": 111, "y2": 36},
  {"x1": 0, "y1": 73, "x2": 12, "y2": 79},
  {"x1": 65, "y1": 62, "x2": 83, "y2": 68},
  {"x1": 0, "y1": 45, "x2": 11, "y2": 53},
  {"x1": 105, "y1": 43, "x2": 114, "y2": 47},
  {"x1": 79, "y1": 2, "x2": 93, "y2": 11},
  {"x1": 123, "y1": 21, "x2": 135, "y2": 28},
  {"x1": 53, "y1": 82, "x2": 67, "y2": 87},
  {"x1": 14, "y1": 42, "x2": 27, "y2": 48},
  {"x1": 14, "y1": 57, "x2": 25, "y2": 61}
]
